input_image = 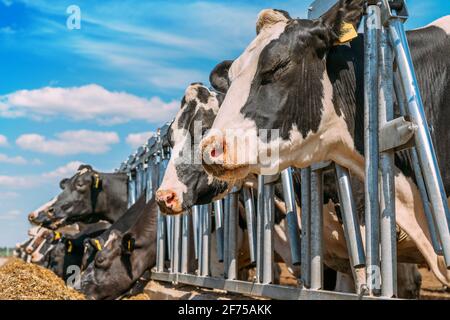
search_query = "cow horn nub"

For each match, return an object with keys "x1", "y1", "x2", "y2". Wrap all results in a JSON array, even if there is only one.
[{"x1": 256, "y1": 9, "x2": 291, "y2": 35}]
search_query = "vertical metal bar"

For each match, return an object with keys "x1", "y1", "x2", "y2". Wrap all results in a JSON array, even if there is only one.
[
  {"x1": 281, "y1": 168, "x2": 302, "y2": 266},
  {"x1": 310, "y1": 169, "x2": 323, "y2": 290},
  {"x1": 389, "y1": 18, "x2": 450, "y2": 267},
  {"x1": 379, "y1": 26, "x2": 397, "y2": 297},
  {"x1": 166, "y1": 216, "x2": 173, "y2": 265},
  {"x1": 197, "y1": 207, "x2": 203, "y2": 275},
  {"x1": 300, "y1": 168, "x2": 311, "y2": 288},
  {"x1": 334, "y1": 164, "x2": 366, "y2": 269},
  {"x1": 242, "y1": 188, "x2": 257, "y2": 264},
  {"x1": 155, "y1": 159, "x2": 165, "y2": 272},
  {"x1": 227, "y1": 191, "x2": 239, "y2": 280},
  {"x1": 201, "y1": 205, "x2": 211, "y2": 277},
  {"x1": 127, "y1": 173, "x2": 136, "y2": 208},
  {"x1": 223, "y1": 196, "x2": 230, "y2": 277},
  {"x1": 365, "y1": 4, "x2": 381, "y2": 295},
  {"x1": 263, "y1": 179, "x2": 275, "y2": 284},
  {"x1": 171, "y1": 215, "x2": 181, "y2": 274},
  {"x1": 256, "y1": 175, "x2": 265, "y2": 283},
  {"x1": 135, "y1": 165, "x2": 142, "y2": 198},
  {"x1": 394, "y1": 72, "x2": 442, "y2": 255},
  {"x1": 192, "y1": 206, "x2": 200, "y2": 260},
  {"x1": 213, "y1": 200, "x2": 224, "y2": 263},
  {"x1": 181, "y1": 212, "x2": 190, "y2": 274}
]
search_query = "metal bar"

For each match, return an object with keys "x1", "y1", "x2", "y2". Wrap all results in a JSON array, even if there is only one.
[
  {"x1": 242, "y1": 188, "x2": 257, "y2": 264},
  {"x1": 256, "y1": 175, "x2": 265, "y2": 283},
  {"x1": 281, "y1": 168, "x2": 302, "y2": 266},
  {"x1": 150, "y1": 272, "x2": 388, "y2": 300},
  {"x1": 181, "y1": 213, "x2": 190, "y2": 274},
  {"x1": 171, "y1": 214, "x2": 181, "y2": 274},
  {"x1": 166, "y1": 215, "x2": 173, "y2": 264},
  {"x1": 201, "y1": 205, "x2": 211, "y2": 277},
  {"x1": 135, "y1": 165, "x2": 143, "y2": 198},
  {"x1": 156, "y1": 209, "x2": 166, "y2": 272},
  {"x1": 127, "y1": 173, "x2": 136, "y2": 208},
  {"x1": 192, "y1": 206, "x2": 200, "y2": 260},
  {"x1": 393, "y1": 72, "x2": 442, "y2": 255},
  {"x1": 334, "y1": 164, "x2": 366, "y2": 268},
  {"x1": 364, "y1": 4, "x2": 381, "y2": 295},
  {"x1": 227, "y1": 192, "x2": 239, "y2": 280},
  {"x1": 310, "y1": 169, "x2": 323, "y2": 290},
  {"x1": 389, "y1": 18, "x2": 450, "y2": 267},
  {"x1": 300, "y1": 168, "x2": 311, "y2": 288},
  {"x1": 379, "y1": 26, "x2": 397, "y2": 298},
  {"x1": 197, "y1": 207, "x2": 203, "y2": 276},
  {"x1": 213, "y1": 200, "x2": 225, "y2": 263},
  {"x1": 223, "y1": 196, "x2": 230, "y2": 277},
  {"x1": 263, "y1": 178, "x2": 275, "y2": 284}
]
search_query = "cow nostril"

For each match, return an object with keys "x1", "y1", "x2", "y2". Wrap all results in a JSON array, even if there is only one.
[{"x1": 166, "y1": 192, "x2": 176, "y2": 204}]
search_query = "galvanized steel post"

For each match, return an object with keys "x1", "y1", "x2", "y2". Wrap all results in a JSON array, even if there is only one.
[
  {"x1": 226, "y1": 190, "x2": 239, "y2": 280},
  {"x1": 242, "y1": 187, "x2": 257, "y2": 264},
  {"x1": 256, "y1": 175, "x2": 265, "y2": 283},
  {"x1": 213, "y1": 200, "x2": 225, "y2": 263},
  {"x1": 388, "y1": 12, "x2": 450, "y2": 267},
  {"x1": 310, "y1": 168, "x2": 323, "y2": 290},
  {"x1": 378, "y1": 25, "x2": 397, "y2": 298},
  {"x1": 181, "y1": 212, "x2": 191, "y2": 274},
  {"x1": 263, "y1": 177, "x2": 275, "y2": 284},
  {"x1": 281, "y1": 168, "x2": 302, "y2": 266},
  {"x1": 364, "y1": 4, "x2": 381, "y2": 295},
  {"x1": 300, "y1": 168, "x2": 311, "y2": 288}
]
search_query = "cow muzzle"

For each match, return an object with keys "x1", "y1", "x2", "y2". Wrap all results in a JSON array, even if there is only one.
[{"x1": 156, "y1": 189, "x2": 183, "y2": 215}]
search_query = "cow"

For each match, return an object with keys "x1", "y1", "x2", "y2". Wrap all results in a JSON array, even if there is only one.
[
  {"x1": 28, "y1": 197, "x2": 57, "y2": 226},
  {"x1": 43, "y1": 165, "x2": 128, "y2": 228},
  {"x1": 80, "y1": 194, "x2": 158, "y2": 300},
  {"x1": 199, "y1": 1, "x2": 450, "y2": 288}
]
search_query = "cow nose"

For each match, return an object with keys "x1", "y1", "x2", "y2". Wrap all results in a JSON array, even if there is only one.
[
  {"x1": 201, "y1": 135, "x2": 224, "y2": 165},
  {"x1": 28, "y1": 212, "x2": 37, "y2": 222},
  {"x1": 156, "y1": 189, "x2": 180, "y2": 215}
]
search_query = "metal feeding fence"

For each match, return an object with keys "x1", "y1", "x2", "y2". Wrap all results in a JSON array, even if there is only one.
[{"x1": 117, "y1": 0, "x2": 450, "y2": 300}]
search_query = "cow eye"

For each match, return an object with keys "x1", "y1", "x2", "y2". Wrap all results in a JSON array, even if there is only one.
[{"x1": 260, "y1": 60, "x2": 290, "y2": 85}]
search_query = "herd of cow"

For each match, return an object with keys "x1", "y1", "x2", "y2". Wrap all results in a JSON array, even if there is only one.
[{"x1": 12, "y1": 0, "x2": 450, "y2": 300}]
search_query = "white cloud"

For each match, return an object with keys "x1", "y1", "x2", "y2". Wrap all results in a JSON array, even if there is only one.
[
  {"x1": 126, "y1": 131, "x2": 154, "y2": 149},
  {"x1": 0, "y1": 209, "x2": 22, "y2": 221},
  {"x1": 0, "y1": 84, "x2": 179, "y2": 125},
  {"x1": 0, "y1": 135, "x2": 8, "y2": 146},
  {"x1": 0, "y1": 192, "x2": 20, "y2": 199},
  {"x1": 0, "y1": 161, "x2": 83, "y2": 189},
  {"x1": 0, "y1": 153, "x2": 27, "y2": 165},
  {"x1": 16, "y1": 130, "x2": 120, "y2": 156},
  {"x1": 41, "y1": 161, "x2": 84, "y2": 180}
]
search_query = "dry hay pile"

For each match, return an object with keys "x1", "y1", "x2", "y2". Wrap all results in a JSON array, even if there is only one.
[
  {"x1": 124, "y1": 293, "x2": 151, "y2": 300},
  {"x1": 0, "y1": 258, "x2": 85, "y2": 300}
]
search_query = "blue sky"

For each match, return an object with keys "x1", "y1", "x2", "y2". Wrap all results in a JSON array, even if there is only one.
[{"x1": 0, "y1": 0, "x2": 448, "y2": 246}]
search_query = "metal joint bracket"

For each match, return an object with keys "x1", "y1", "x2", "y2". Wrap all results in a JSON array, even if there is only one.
[{"x1": 379, "y1": 116, "x2": 417, "y2": 153}]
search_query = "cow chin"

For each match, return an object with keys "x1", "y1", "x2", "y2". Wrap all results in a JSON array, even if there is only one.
[{"x1": 202, "y1": 163, "x2": 250, "y2": 183}]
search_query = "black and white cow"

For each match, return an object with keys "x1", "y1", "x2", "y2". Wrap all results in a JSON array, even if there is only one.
[
  {"x1": 44, "y1": 165, "x2": 128, "y2": 228},
  {"x1": 200, "y1": 2, "x2": 450, "y2": 286},
  {"x1": 80, "y1": 194, "x2": 158, "y2": 300}
]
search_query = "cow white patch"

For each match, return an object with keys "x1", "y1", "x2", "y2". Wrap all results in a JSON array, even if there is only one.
[
  {"x1": 104, "y1": 232, "x2": 118, "y2": 249},
  {"x1": 427, "y1": 15, "x2": 450, "y2": 35}
]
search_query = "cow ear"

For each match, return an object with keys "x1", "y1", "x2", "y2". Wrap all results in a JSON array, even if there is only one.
[
  {"x1": 59, "y1": 178, "x2": 69, "y2": 190},
  {"x1": 209, "y1": 60, "x2": 234, "y2": 94},
  {"x1": 122, "y1": 233, "x2": 135, "y2": 255},
  {"x1": 319, "y1": 0, "x2": 364, "y2": 46},
  {"x1": 256, "y1": 9, "x2": 291, "y2": 35}
]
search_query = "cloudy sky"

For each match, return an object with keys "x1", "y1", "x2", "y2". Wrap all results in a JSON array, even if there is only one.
[{"x1": 0, "y1": 0, "x2": 447, "y2": 246}]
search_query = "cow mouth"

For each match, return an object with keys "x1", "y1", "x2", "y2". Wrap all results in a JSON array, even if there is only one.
[{"x1": 202, "y1": 163, "x2": 250, "y2": 183}]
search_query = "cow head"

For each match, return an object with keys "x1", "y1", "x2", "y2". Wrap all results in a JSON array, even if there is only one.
[
  {"x1": 80, "y1": 230, "x2": 138, "y2": 300},
  {"x1": 156, "y1": 80, "x2": 232, "y2": 215},
  {"x1": 200, "y1": 1, "x2": 364, "y2": 181},
  {"x1": 46, "y1": 165, "x2": 107, "y2": 228},
  {"x1": 28, "y1": 197, "x2": 57, "y2": 226}
]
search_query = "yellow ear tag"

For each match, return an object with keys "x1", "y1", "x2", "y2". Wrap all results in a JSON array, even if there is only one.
[
  {"x1": 127, "y1": 240, "x2": 132, "y2": 252},
  {"x1": 94, "y1": 239, "x2": 102, "y2": 251},
  {"x1": 54, "y1": 232, "x2": 61, "y2": 241},
  {"x1": 335, "y1": 22, "x2": 358, "y2": 45},
  {"x1": 94, "y1": 174, "x2": 100, "y2": 189},
  {"x1": 67, "y1": 240, "x2": 73, "y2": 254}
]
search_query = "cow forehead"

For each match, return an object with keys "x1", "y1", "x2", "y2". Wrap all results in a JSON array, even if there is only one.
[{"x1": 229, "y1": 20, "x2": 289, "y2": 82}]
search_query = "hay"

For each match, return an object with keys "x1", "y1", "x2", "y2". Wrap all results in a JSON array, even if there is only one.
[
  {"x1": 124, "y1": 293, "x2": 151, "y2": 300},
  {"x1": 0, "y1": 258, "x2": 85, "y2": 300}
]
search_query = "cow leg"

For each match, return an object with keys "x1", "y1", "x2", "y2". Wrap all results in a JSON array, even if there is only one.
[{"x1": 397, "y1": 263, "x2": 422, "y2": 299}]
